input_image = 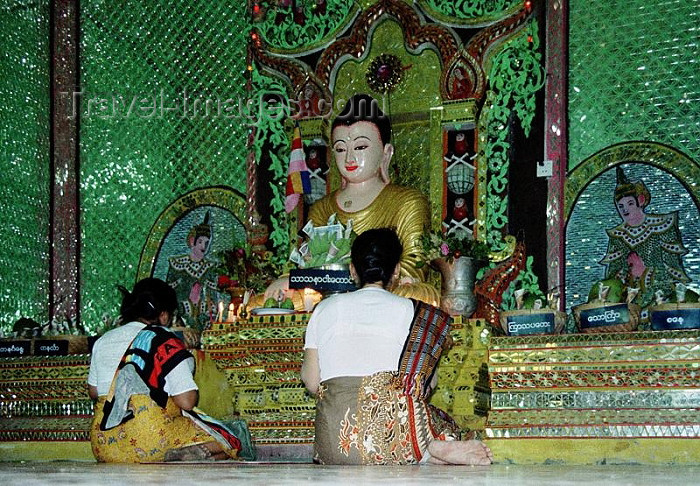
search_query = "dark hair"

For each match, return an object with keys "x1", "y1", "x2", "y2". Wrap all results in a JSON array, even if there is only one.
[
  {"x1": 331, "y1": 94, "x2": 391, "y2": 145},
  {"x1": 351, "y1": 228, "x2": 403, "y2": 288},
  {"x1": 118, "y1": 278, "x2": 178, "y2": 324}
]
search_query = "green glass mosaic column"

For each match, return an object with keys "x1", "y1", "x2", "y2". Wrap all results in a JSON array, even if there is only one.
[{"x1": 0, "y1": 1, "x2": 51, "y2": 333}]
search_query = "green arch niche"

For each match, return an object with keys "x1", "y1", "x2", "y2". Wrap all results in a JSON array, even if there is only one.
[{"x1": 137, "y1": 186, "x2": 248, "y2": 281}]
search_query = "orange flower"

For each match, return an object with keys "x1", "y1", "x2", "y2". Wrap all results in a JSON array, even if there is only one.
[{"x1": 339, "y1": 436, "x2": 352, "y2": 455}]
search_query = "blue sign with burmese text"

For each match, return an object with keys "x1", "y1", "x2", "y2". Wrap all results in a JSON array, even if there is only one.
[
  {"x1": 506, "y1": 313, "x2": 556, "y2": 336},
  {"x1": 650, "y1": 307, "x2": 700, "y2": 330},
  {"x1": 0, "y1": 340, "x2": 31, "y2": 357},
  {"x1": 34, "y1": 339, "x2": 69, "y2": 356},
  {"x1": 579, "y1": 303, "x2": 630, "y2": 329}
]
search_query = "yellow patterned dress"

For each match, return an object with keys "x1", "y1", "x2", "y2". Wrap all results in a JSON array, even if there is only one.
[
  {"x1": 90, "y1": 324, "x2": 240, "y2": 463},
  {"x1": 91, "y1": 396, "x2": 228, "y2": 463}
]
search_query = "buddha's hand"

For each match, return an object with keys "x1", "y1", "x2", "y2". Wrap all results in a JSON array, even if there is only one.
[
  {"x1": 393, "y1": 281, "x2": 441, "y2": 307},
  {"x1": 264, "y1": 275, "x2": 292, "y2": 301}
]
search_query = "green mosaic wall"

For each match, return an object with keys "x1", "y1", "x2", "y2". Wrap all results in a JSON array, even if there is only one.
[
  {"x1": 569, "y1": 0, "x2": 700, "y2": 168},
  {"x1": 80, "y1": 1, "x2": 250, "y2": 330},
  {"x1": 0, "y1": 1, "x2": 51, "y2": 331}
]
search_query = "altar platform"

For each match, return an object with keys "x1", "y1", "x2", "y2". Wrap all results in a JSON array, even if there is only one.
[
  {"x1": 485, "y1": 329, "x2": 700, "y2": 464},
  {"x1": 1, "y1": 315, "x2": 699, "y2": 465}
]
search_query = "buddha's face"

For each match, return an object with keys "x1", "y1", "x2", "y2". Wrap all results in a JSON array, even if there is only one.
[{"x1": 332, "y1": 121, "x2": 391, "y2": 185}]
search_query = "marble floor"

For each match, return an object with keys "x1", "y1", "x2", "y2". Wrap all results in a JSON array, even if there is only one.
[{"x1": 2, "y1": 462, "x2": 700, "y2": 485}]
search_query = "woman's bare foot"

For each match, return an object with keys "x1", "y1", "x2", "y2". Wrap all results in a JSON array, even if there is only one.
[
  {"x1": 164, "y1": 444, "x2": 213, "y2": 462},
  {"x1": 427, "y1": 439, "x2": 493, "y2": 465},
  {"x1": 164, "y1": 441, "x2": 229, "y2": 462},
  {"x1": 200, "y1": 441, "x2": 230, "y2": 460}
]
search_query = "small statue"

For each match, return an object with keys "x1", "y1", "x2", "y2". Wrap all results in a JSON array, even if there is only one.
[
  {"x1": 444, "y1": 197, "x2": 474, "y2": 238},
  {"x1": 454, "y1": 131, "x2": 468, "y2": 156},
  {"x1": 246, "y1": 210, "x2": 269, "y2": 253},
  {"x1": 444, "y1": 131, "x2": 476, "y2": 195},
  {"x1": 304, "y1": 145, "x2": 327, "y2": 205},
  {"x1": 297, "y1": 84, "x2": 322, "y2": 118},
  {"x1": 546, "y1": 288, "x2": 561, "y2": 311},
  {"x1": 452, "y1": 197, "x2": 468, "y2": 222},
  {"x1": 450, "y1": 66, "x2": 471, "y2": 100}
]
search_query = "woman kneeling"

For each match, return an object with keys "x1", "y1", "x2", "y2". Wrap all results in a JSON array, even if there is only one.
[
  {"x1": 302, "y1": 228, "x2": 493, "y2": 465},
  {"x1": 88, "y1": 278, "x2": 242, "y2": 463}
]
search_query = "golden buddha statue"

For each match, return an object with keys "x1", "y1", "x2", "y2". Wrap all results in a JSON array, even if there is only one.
[{"x1": 260, "y1": 94, "x2": 438, "y2": 307}]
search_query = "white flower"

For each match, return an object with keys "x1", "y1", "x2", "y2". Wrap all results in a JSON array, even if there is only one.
[{"x1": 363, "y1": 434, "x2": 376, "y2": 453}]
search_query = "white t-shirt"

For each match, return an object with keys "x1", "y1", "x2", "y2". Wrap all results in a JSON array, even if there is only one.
[
  {"x1": 87, "y1": 321, "x2": 197, "y2": 397},
  {"x1": 304, "y1": 287, "x2": 414, "y2": 381}
]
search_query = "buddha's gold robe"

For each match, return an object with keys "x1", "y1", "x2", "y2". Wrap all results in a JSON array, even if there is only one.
[{"x1": 308, "y1": 184, "x2": 430, "y2": 283}]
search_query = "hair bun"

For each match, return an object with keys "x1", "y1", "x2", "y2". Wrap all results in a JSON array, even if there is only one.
[
  {"x1": 119, "y1": 278, "x2": 178, "y2": 324},
  {"x1": 350, "y1": 228, "x2": 403, "y2": 288},
  {"x1": 363, "y1": 267, "x2": 384, "y2": 283}
]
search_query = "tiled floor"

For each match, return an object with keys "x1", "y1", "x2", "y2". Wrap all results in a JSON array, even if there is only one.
[{"x1": 3, "y1": 462, "x2": 700, "y2": 485}]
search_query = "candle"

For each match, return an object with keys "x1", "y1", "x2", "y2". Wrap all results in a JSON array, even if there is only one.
[
  {"x1": 217, "y1": 301, "x2": 224, "y2": 322},
  {"x1": 243, "y1": 290, "x2": 251, "y2": 307},
  {"x1": 227, "y1": 303, "x2": 236, "y2": 322}
]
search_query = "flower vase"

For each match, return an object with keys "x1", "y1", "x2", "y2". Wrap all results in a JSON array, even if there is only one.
[{"x1": 433, "y1": 256, "x2": 477, "y2": 318}]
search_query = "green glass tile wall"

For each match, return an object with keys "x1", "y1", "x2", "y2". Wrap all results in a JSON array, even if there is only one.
[
  {"x1": 0, "y1": 1, "x2": 51, "y2": 332},
  {"x1": 569, "y1": 0, "x2": 699, "y2": 168},
  {"x1": 80, "y1": 1, "x2": 250, "y2": 330}
]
